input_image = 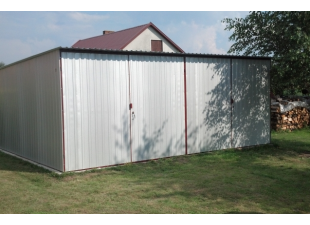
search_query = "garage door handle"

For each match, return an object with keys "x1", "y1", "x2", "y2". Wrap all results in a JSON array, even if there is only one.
[{"x1": 132, "y1": 112, "x2": 135, "y2": 120}]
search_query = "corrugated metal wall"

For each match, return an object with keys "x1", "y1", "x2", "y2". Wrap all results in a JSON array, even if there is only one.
[
  {"x1": 129, "y1": 55, "x2": 185, "y2": 161},
  {"x1": 0, "y1": 48, "x2": 271, "y2": 172},
  {"x1": 61, "y1": 52, "x2": 130, "y2": 171},
  {"x1": 0, "y1": 50, "x2": 63, "y2": 171},
  {"x1": 186, "y1": 57, "x2": 231, "y2": 153},
  {"x1": 232, "y1": 59, "x2": 270, "y2": 148}
]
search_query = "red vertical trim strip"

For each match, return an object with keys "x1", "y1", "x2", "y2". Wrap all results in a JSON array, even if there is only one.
[
  {"x1": 59, "y1": 51, "x2": 66, "y2": 172},
  {"x1": 184, "y1": 57, "x2": 188, "y2": 155},
  {"x1": 128, "y1": 55, "x2": 132, "y2": 162}
]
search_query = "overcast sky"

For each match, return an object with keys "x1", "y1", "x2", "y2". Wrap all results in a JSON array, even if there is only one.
[{"x1": 0, "y1": 11, "x2": 252, "y2": 65}]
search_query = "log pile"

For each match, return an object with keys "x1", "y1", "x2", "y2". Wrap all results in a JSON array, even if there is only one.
[{"x1": 271, "y1": 105, "x2": 310, "y2": 131}]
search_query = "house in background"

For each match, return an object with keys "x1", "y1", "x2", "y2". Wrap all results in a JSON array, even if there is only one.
[{"x1": 72, "y1": 22, "x2": 184, "y2": 53}]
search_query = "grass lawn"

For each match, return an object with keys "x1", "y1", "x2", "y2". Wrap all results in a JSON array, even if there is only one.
[{"x1": 0, "y1": 129, "x2": 310, "y2": 214}]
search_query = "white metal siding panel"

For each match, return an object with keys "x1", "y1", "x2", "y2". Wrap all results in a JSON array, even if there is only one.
[
  {"x1": 186, "y1": 57, "x2": 231, "y2": 154},
  {"x1": 130, "y1": 55, "x2": 185, "y2": 161},
  {"x1": 232, "y1": 59, "x2": 270, "y2": 148},
  {"x1": 0, "y1": 50, "x2": 63, "y2": 171},
  {"x1": 61, "y1": 53, "x2": 130, "y2": 171}
]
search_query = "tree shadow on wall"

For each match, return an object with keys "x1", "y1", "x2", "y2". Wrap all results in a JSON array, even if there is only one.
[
  {"x1": 113, "y1": 58, "x2": 270, "y2": 165},
  {"x1": 230, "y1": 59, "x2": 270, "y2": 147},
  {"x1": 187, "y1": 58, "x2": 231, "y2": 153},
  {"x1": 133, "y1": 119, "x2": 168, "y2": 162},
  {"x1": 114, "y1": 111, "x2": 185, "y2": 164},
  {"x1": 189, "y1": 58, "x2": 270, "y2": 152},
  {"x1": 131, "y1": 118, "x2": 185, "y2": 162},
  {"x1": 113, "y1": 110, "x2": 131, "y2": 165},
  {"x1": 202, "y1": 59, "x2": 231, "y2": 151}
]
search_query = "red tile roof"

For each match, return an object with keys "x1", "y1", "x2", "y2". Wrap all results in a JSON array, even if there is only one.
[{"x1": 72, "y1": 22, "x2": 184, "y2": 53}]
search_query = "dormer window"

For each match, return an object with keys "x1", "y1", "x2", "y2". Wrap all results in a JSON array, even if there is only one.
[{"x1": 151, "y1": 40, "x2": 163, "y2": 52}]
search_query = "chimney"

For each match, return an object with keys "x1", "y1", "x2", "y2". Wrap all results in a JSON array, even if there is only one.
[{"x1": 103, "y1": 30, "x2": 114, "y2": 35}]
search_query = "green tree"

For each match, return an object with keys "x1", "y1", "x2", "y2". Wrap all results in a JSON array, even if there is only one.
[
  {"x1": 0, "y1": 62, "x2": 5, "y2": 68},
  {"x1": 222, "y1": 11, "x2": 310, "y2": 95}
]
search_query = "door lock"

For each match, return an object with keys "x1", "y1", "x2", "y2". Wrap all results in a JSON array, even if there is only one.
[{"x1": 132, "y1": 111, "x2": 135, "y2": 120}]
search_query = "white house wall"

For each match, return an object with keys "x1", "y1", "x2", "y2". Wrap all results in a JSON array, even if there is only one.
[
  {"x1": 186, "y1": 57, "x2": 231, "y2": 154},
  {"x1": 61, "y1": 52, "x2": 130, "y2": 171},
  {"x1": 124, "y1": 27, "x2": 180, "y2": 53},
  {"x1": 232, "y1": 59, "x2": 270, "y2": 148},
  {"x1": 129, "y1": 55, "x2": 185, "y2": 161},
  {"x1": 0, "y1": 50, "x2": 63, "y2": 171}
]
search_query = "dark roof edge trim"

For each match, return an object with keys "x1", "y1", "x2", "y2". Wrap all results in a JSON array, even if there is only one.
[
  {"x1": 1, "y1": 47, "x2": 272, "y2": 70},
  {"x1": 60, "y1": 47, "x2": 272, "y2": 60},
  {"x1": 0, "y1": 47, "x2": 62, "y2": 70}
]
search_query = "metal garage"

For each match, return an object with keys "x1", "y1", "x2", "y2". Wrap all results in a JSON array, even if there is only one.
[{"x1": 0, "y1": 47, "x2": 271, "y2": 172}]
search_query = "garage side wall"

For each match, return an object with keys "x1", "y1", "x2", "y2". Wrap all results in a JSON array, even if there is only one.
[
  {"x1": 0, "y1": 50, "x2": 63, "y2": 171},
  {"x1": 61, "y1": 53, "x2": 130, "y2": 171}
]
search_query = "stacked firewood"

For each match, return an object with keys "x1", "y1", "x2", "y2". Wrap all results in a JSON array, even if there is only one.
[{"x1": 271, "y1": 106, "x2": 310, "y2": 131}]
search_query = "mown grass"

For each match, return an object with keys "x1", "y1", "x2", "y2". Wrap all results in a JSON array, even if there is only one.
[{"x1": 1, "y1": 129, "x2": 310, "y2": 213}]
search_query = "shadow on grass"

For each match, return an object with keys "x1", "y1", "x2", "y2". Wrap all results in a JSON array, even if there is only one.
[
  {"x1": 109, "y1": 135, "x2": 310, "y2": 213},
  {"x1": 225, "y1": 211, "x2": 264, "y2": 214},
  {"x1": 0, "y1": 150, "x2": 51, "y2": 174}
]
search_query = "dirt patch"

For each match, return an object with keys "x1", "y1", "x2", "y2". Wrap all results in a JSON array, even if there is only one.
[
  {"x1": 299, "y1": 154, "x2": 310, "y2": 158},
  {"x1": 176, "y1": 156, "x2": 189, "y2": 164}
]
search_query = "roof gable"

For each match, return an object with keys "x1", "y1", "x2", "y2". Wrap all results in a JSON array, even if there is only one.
[{"x1": 72, "y1": 22, "x2": 184, "y2": 53}]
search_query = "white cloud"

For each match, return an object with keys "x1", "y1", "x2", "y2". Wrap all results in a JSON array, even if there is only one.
[
  {"x1": 69, "y1": 12, "x2": 109, "y2": 22},
  {"x1": 177, "y1": 21, "x2": 226, "y2": 54}
]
